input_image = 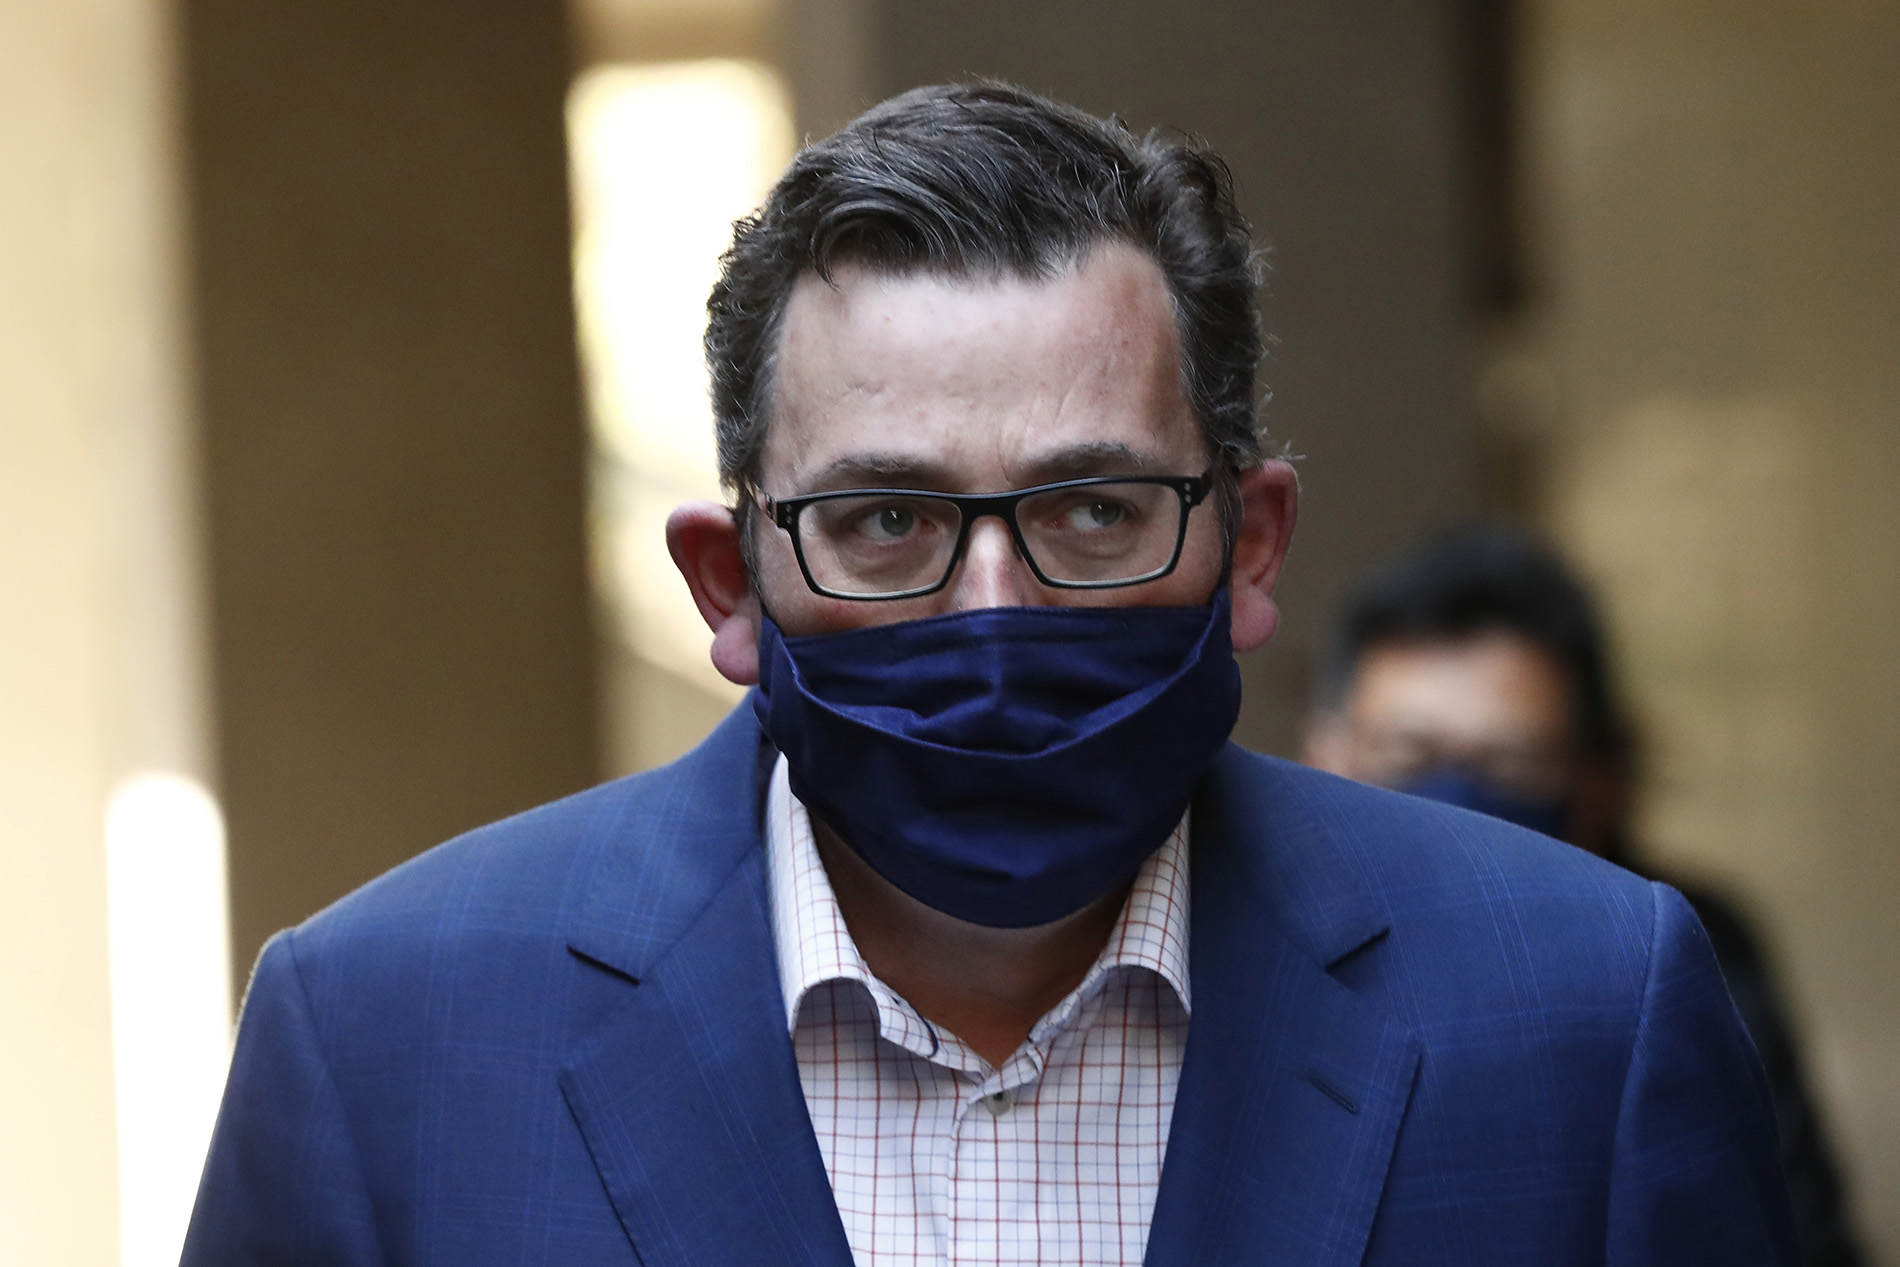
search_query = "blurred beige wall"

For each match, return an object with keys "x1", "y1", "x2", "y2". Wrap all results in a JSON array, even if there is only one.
[
  {"x1": 1520, "y1": 0, "x2": 1900, "y2": 1254},
  {"x1": 0, "y1": 0, "x2": 203, "y2": 1257},
  {"x1": 177, "y1": 0, "x2": 599, "y2": 983}
]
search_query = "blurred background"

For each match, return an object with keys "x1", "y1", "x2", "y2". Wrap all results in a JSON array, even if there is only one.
[{"x1": 2, "y1": 0, "x2": 1894, "y2": 1261}]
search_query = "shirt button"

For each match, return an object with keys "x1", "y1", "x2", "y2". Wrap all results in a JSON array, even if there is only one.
[{"x1": 982, "y1": 1088, "x2": 1015, "y2": 1117}]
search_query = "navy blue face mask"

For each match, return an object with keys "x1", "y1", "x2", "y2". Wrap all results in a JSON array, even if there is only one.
[
  {"x1": 1400, "y1": 766, "x2": 1571, "y2": 841},
  {"x1": 754, "y1": 590, "x2": 1241, "y2": 927}
]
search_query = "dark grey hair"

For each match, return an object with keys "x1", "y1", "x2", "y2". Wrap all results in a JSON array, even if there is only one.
[{"x1": 706, "y1": 80, "x2": 1268, "y2": 529}]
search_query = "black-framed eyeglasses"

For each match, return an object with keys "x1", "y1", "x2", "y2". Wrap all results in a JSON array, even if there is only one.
[{"x1": 765, "y1": 472, "x2": 1213, "y2": 600}]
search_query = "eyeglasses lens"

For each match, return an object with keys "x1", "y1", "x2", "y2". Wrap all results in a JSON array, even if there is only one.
[{"x1": 794, "y1": 481, "x2": 1185, "y2": 597}]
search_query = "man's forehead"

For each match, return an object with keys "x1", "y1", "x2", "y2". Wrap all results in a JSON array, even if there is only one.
[
  {"x1": 761, "y1": 247, "x2": 1200, "y2": 492},
  {"x1": 777, "y1": 248, "x2": 1171, "y2": 354}
]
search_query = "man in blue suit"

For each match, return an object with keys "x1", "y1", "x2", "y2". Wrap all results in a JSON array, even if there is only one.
[{"x1": 184, "y1": 83, "x2": 1795, "y2": 1265}]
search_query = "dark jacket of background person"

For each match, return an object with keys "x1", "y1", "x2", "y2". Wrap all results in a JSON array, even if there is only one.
[{"x1": 1665, "y1": 876, "x2": 1862, "y2": 1267}]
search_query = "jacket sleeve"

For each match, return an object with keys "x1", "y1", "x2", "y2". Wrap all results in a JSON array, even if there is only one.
[
  {"x1": 1605, "y1": 882, "x2": 1799, "y2": 1266},
  {"x1": 181, "y1": 931, "x2": 387, "y2": 1267}
]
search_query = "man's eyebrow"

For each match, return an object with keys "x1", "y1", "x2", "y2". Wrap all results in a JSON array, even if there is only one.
[
  {"x1": 800, "y1": 453, "x2": 957, "y2": 492},
  {"x1": 795, "y1": 442, "x2": 1181, "y2": 494},
  {"x1": 1015, "y1": 443, "x2": 1178, "y2": 484}
]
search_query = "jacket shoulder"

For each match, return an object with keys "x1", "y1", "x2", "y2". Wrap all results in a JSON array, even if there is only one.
[
  {"x1": 283, "y1": 703, "x2": 767, "y2": 974},
  {"x1": 293, "y1": 765, "x2": 673, "y2": 945},
  {"x1": 239, "y1": 704, "x2": 769, "y2": 1078},
  {"x1": 1208, "y1": 753, "x2": 1792, "y2": 1260},
  {"x1": 1208, "y1": 748, "x2": 1663, "y2": 1009}
]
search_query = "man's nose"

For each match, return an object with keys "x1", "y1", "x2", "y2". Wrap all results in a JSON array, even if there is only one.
[{"x1": 947, "y1": 516, "x2": 1040, "y2": 610}]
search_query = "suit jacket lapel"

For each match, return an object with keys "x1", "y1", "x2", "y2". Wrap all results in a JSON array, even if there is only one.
[
  {"x1": 1147, "y1": 747, "x2": 1422, "y2": 1267},
  {"x1": 558, "y1": 705, "x2": 853, "y2": 1267}
]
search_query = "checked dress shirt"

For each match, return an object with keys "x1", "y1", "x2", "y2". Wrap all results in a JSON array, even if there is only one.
[{"x1": 765, "y1": 756, "x2": 1193, "y2": 1267}]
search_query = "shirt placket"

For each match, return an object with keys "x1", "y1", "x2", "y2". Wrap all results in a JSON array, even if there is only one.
[
  {"x1": 941, "y1": 980, "x2": 1126, "y2": 1267},
  {"x1": 862, "y1": 984, "x2": 994, "y2": 1267}
]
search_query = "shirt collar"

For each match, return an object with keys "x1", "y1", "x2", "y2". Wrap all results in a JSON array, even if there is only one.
[{"x1": 764, "y1": 755, "x2": 1192, "y2": 1050}]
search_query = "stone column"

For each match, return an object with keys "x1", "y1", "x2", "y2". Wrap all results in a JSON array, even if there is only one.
[{"x1": 177, "y1": 0, "x2": 599, "y2": 983}]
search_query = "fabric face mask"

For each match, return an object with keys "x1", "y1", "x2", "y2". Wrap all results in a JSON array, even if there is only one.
[
  {"x1": 753, "y1": 590, "x2": 1242, "y2": 928},
  {"x1": 1399, "y1": 766, "x2": 1571, "y2": 841}
]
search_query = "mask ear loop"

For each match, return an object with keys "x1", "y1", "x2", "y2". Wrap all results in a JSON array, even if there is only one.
[
  {"x1": 735, "y1": 491, "x2": 763, "y2": 584},
  {"x1": 1211, "y1": 463, "x2": 1242, "y2": 588},
  {"x1": 736, "y1": 491, "x2": 787, "y2": 631}
]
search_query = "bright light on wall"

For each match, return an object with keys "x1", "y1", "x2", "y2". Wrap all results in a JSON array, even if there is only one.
[
  {"x1": 568, "y1": 59, "x2": 794, "y2": 695},
  {"x1": 105, "y1": 771, "x2": 233, "y2": 1267}
]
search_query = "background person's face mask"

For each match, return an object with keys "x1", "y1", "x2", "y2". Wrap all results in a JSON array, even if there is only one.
[
  {"x1": 1398, "y1": 765, "x2": 1571, "y2": 840},
  {"x1": 754, "y1": 591, "x2": 1242, "y2": 927}
]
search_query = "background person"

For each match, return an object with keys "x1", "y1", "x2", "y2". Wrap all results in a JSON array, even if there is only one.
[{"x1": 1304, "y1": 524, "x2": 1864, "y2": 1267}]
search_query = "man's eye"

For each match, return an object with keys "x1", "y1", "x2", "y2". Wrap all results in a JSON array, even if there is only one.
[
  {"x1": 853, "y1": 505, "x2": 919, "y2": 540},
  {"x1": 1064, "y1": 500, "x2": 1132, "y2": 531}
]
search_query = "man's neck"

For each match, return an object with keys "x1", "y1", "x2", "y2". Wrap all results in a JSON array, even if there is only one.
[{"x1": 812, "y1": 820, "x2": 1128, "y2": 1070}]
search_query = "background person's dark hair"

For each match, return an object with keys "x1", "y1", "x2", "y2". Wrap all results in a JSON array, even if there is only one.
[
  {"x1": 705, "y1": 80, "x2": 1268, "y2": 544},
  {"x1": 1318, "y1": 524, "x2": 1631, "y2": 772}
]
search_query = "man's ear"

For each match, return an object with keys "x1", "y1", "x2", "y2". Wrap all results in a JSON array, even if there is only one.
[
  {"x1": 666, "y1": 501, "x2": 762, "y2": 686},
  {"x1": 1228, "y1": 459, "x2": 1299, "y2": 653}
]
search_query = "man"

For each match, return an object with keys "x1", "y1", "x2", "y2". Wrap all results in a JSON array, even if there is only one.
[
  {"x1": 184, "y1": 84, "x2": 1794, "y2": 1265},
  {"x1": 1304, "y1": 524, "x2": 1863, "y2": 1267}
]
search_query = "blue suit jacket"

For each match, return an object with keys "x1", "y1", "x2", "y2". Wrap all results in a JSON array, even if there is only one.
[{"x1": 184, "y1": 704, "x2": 1795, "y2": 1265}]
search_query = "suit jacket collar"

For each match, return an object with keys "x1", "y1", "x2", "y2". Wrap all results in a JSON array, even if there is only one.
[
  {"x1": 559, "y1": 708, "x2": 1419, "y2": 1267},
  {"x1": 560, "y1": 704, "x2": 854, "y2": 1264},
  {"x1": 1145, "y1": 744, "x2": 1421, "y2": 1266},
  {"x1": 562, "y1": 703, "x2": 779, "y2": 985}
]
